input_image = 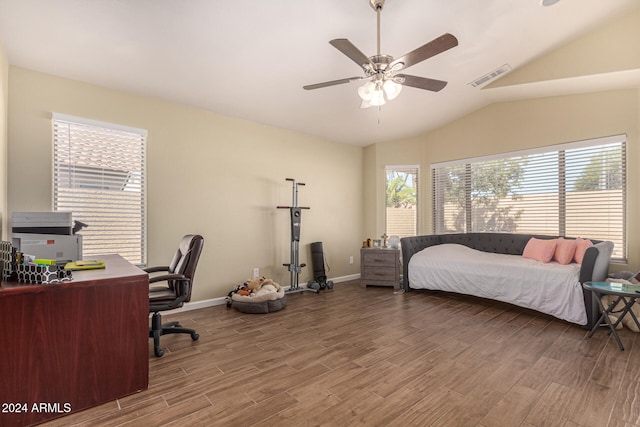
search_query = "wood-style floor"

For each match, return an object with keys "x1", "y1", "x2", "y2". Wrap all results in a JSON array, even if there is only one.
[{"x1": 42, "y1": 280, "x2": 640, "y2": 427}]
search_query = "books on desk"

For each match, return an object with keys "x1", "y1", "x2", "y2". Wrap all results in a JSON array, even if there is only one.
[{"x1": 64, "y1": 260, "x2": 106, "y2": 271}]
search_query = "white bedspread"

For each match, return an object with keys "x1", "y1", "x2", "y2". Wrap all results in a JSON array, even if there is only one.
[{"x1": 408, "y1": 244, "x2": 587, "y2": 325}]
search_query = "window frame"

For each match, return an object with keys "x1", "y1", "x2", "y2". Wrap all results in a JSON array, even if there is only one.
[
  {"x1": 52, "y1": 113, "x2": 147, "y2": 266},
  {"x1": 431, "y1": 134, "x2": 627, "y2": 261},
  {"x1": 385, "y1": 165, "x2": 419, "y2": 238}
]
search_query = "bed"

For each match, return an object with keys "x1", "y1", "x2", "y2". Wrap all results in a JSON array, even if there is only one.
[{"x1": 401, "y1": 233, "x2": 614, "y2": 329}]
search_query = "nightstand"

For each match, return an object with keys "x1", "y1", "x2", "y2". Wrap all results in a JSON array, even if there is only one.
[{"x1": 360, "y1": 247, "x2": 400, "y2": 290}]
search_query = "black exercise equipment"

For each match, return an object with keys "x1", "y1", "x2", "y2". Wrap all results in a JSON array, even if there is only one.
[
  {"x1": 309, "y1": 241, "x2": 334, "y2": 290},
  {"x1": 278, "y1": 178, "x2": 318, "y2": 294}
]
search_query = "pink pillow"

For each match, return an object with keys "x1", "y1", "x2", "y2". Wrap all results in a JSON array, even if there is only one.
[
  {"x1": 574, "y1": 237, "x2": 593, "y2": 264},
  {"x1": 553, "y1": 238, "x2": 577, "y2": 265},
  {"x1": 522, "y1": 238, "x2": 557, "y2": 263}
]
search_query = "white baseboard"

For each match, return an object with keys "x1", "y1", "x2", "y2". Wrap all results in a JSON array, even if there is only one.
[{"x1": 161, "y1": 273, "x2": 361, "y2": 315}]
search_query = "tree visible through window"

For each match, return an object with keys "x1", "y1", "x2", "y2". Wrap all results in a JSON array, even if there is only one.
[
  {"x1": 432, "y1": 135, "x2": 626, "y2": 261},
  {"x1": 385, "y1": 166, "x2": 418, "y2": 238},
  {"x1": 53, "y1": 114, "x2": 147, "y2": 265}
]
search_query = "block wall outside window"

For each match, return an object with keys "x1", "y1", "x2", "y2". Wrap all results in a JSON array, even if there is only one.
[
  {"x1": 52, "y1": 113, "x2": 147, "y2": 265},
  {"x1": 431, "y1": 135, "x2": 626, "y2": 261}
]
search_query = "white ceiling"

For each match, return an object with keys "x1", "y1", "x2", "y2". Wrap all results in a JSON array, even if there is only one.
[{"x1": 0, "y1": 0, "x2": 638, "y2": 146}]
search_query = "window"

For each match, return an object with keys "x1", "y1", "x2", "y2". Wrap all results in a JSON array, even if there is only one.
[
  {"x1": 53, "y1": 113, "x2": 147, "y2": 265},
  {"x1": 385, "y1": 166, "x2": 419, "y2": 238},
  {"x1": 432, "y1": 135, "x2": 626, "y2": 261}
]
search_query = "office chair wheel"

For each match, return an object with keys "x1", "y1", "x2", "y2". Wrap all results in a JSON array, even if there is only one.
[
  {"x1": 191, "y1": 332, "x2": 199, "y2": 341},
  {"x1": 155, "y1": 347, "x2": 165, "y2": 357}
]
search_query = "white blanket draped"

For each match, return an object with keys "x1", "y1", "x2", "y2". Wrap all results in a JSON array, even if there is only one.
[{"x1": 408, "y1": 244, "x2": 587, "y2": 325}]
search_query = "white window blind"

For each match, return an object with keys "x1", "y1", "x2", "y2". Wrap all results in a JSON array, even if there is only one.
[
  {"x1": 385, "y1": 166, "x2": 419, "y2": 238},
  {"x1": 53, "y1": 113, "x2": 147, "y2": 265},
  {"x1": 432, "y1": 135, "x2": 626, "y2": 261}
]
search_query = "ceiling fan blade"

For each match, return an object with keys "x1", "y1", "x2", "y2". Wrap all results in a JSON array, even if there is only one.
[
  {"x1": 303, "y1": 76, "x2": 364, "y2": 90},
  {"x1": 329, "y1": 39, "x2": 374, "y2": 70},
  {"x1": 395, "y1": 74, "x2": 448, "y2": 92},
  {"x1": 390, "y1": 33, "x2": 458, "y2": 71}
]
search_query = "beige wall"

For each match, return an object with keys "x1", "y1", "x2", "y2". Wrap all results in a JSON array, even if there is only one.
[
  {"x1": 0, "y1": 40, "x2": 7, "y2": 240},
  {"x1": 7, "y1": 67, "x2": 364, "y2": 300},
  {"x1": 366, "y1": 9, "x2": 640, "y2": 271},
  {"x1": 367, "y1": 89, "x2": 640, "y2": 270}
]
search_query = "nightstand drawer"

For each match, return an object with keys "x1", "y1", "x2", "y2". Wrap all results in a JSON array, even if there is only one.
[
  {"x1": 363, "y1": 267, "x2": 397, "y2": 282},
  {"x1": 363, "y1": 252, "x2": 397, "y2": 267}
]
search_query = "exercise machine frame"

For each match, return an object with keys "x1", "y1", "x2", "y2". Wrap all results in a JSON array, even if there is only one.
[{"x1": 277, "y1": 178, "x2": 318, "y2": 294}]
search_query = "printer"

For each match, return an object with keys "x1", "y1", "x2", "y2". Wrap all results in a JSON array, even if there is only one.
[{"x1": 11, "y1": 212, "x2": 85, "y2": 264}]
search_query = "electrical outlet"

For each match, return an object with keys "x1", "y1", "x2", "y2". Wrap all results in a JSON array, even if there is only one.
[
  {"x1": 253, "y1": 267, "x2": 259, "y2": 278},
  {"x1": 349, "y1": 256, "x2": 354, "y2": 265}
]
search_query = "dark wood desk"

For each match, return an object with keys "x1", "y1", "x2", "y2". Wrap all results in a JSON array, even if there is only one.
[{"x1": 0, "y1": 254, "x2": 149, "y2": 426}]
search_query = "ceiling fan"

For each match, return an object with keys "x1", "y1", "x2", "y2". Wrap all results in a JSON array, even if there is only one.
[{"x1": 303, "y1": 0, "x2": 458, "y2": 109}]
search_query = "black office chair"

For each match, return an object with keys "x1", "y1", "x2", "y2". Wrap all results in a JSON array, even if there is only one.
[{"x1": 145, "y1": 234, "x2": 204, "y2": 357}]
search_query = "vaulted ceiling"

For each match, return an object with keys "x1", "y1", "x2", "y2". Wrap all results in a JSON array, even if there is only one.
[{"x1": 0, "y1": 0, "x2": 639, "y2": 146}]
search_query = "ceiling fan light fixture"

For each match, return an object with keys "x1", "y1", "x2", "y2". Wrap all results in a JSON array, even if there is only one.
[
  {"x1": 383, "y1": 79, "x2": 402, "y2": 100},
  {"x1": 303, "y1": 0, "x2": 458, "y2": 111},
  {"x1": 359, "y1": 78, "x2": 399, "y2": 107},
  {"x1": 357, "y1": 81, "x2": 376, "y2": 101},
  {"x1": 369, "y1": 88, "x2": 386, "y2": 106}
]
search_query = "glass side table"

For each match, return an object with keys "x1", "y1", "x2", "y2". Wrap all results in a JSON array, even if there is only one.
[{"x1": 583, "y1": 281, "x2": 640, "y2": 350}]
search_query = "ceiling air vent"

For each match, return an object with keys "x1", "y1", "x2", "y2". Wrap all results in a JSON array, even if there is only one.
[{"x1": 469, "y1": 64, "x2": 511, "y2": 88}]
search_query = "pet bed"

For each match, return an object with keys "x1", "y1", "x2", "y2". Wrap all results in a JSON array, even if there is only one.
[{"x1": 229, "y1": 284, "x2": 287, "y2": 314}]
